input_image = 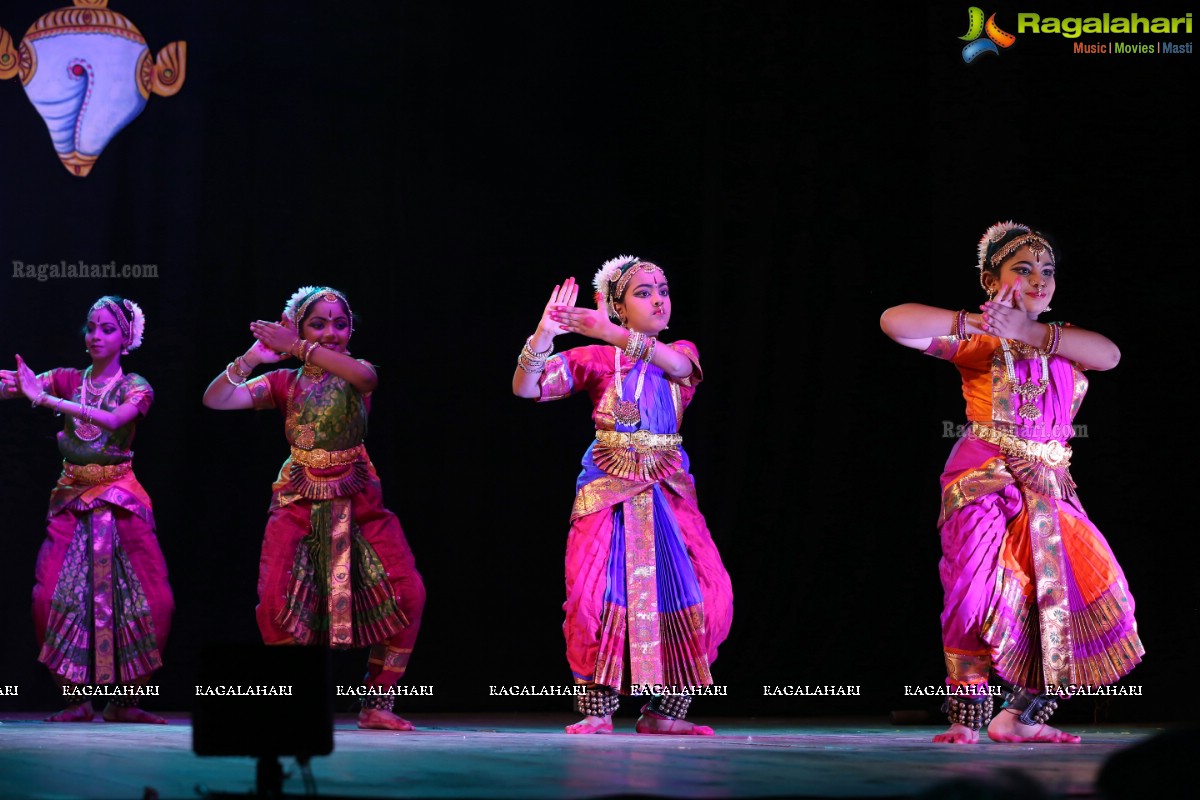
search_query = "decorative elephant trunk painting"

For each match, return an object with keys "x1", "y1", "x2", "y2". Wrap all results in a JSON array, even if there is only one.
[{"x1": 0, "y1": 0, "x2": 186, "y2": 177}]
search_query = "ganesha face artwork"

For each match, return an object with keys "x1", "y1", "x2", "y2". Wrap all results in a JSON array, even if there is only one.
[{"x1": 0, "y1": 0, "x2": 186, "y2": 177}]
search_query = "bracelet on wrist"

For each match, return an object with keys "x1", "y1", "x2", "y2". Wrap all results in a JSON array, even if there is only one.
[
  {"x1": 1043, "y1": 322, "x2": 1062, "y2": 356},
  {"x1": 953, "y1": 309, "x2": 972, "y2": 340},
  {"x1": 231, "y1": 356, "x2": 252, "y2": 378},
  {"x1": 642, "y1": 336, "x2": 658, "y2": 363},
  {"x1": 518, "y1": 335, "x2": 553, "y2": 374},
  {"x1": 224, "y1": 361, "x2": 248, "y2": 387}
]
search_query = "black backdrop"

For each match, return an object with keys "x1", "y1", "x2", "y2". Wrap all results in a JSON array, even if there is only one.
[{"x1": 1, "y1": 0, "x2": 1195, "y2": 724}]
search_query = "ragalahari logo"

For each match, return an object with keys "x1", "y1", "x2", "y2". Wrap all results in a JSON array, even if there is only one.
[{"x1": 960, "y1": 7, "x2": 1017, "y2": 62}]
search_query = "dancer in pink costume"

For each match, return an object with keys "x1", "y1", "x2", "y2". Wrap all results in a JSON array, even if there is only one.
[
  {"x1": 2, "y1": 296, "x2": 171, "y2": 724},
  {"x1": 513, "y1": 256, "x2": 733, "y2": 735},
  {"x1": 203, "y1": 286, "x2": 425, "y2": 732},
  {"x1": 881, "y1": 222, "x2": 1143, "y2": 744}
]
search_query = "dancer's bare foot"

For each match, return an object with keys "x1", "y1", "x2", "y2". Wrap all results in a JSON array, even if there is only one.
[
  {"x1": 101, "y1": 705, "x2": 167, "y2": 724},
  {"x1": 933, "y1": 723, "x2": 979, "y2": 744},
  {"x1": 357, "y1": 708, "x2": 415, "y2": 731},
  {"x1": 46, "y1": 702, "x2": 94, "y2": 722},
  {"x1": 565, "y1": 714, "x2": 613, "y2": 734},
  {"x1": 987, "y1": 710, "x2": 1080, "y2": 743},
  {"x1": 635, "y1": 710, "x2": 714, "y2": 736}
]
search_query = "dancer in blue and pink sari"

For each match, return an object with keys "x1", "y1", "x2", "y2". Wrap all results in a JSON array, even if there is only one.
[
  {"x1": 513, "y1": 256, "x2": 733, "y2": 735},
  {"x1": 881, "y1": 222, "x2": 1143, "y2": 744}
]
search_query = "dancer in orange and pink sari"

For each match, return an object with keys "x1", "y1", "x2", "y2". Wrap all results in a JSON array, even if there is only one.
[
  {"x1": 881, "y1": 222, "x2": 1143, "y2": 744},
  {"x1": 202, "y1": 287, "x2": 425, "y2": 731},
  {"x1": 2, "y1": 296, "x2": 172, "y2": 723},
  {"x1": 513, "y1": 256, "x2": 733, "y2": 735}
]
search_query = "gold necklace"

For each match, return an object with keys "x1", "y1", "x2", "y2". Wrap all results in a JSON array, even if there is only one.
[
  {"x1": 74, "y1": 366, "x2": 122, "y2": 442},
  {"x1": 612, "y1": 346, "x2": 649, "y2": 427},
  {"x1": 287, "y1": 370, "x2": 329, "y2": 450},
  {"x1": 999, "y1": 339, "x2": 1049, "y2": 421}
]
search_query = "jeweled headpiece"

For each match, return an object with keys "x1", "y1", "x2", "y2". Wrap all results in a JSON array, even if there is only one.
[
  {"x1": 977, "y1": 220, "x2": 1054, "y2": 272},
  {"x1": 592, "y1": 255, "x2": 665, "y2": 322},
  {"x1": 283, "y1": 286, "x2": 354, "y2": 331},
  {"x1": 90, "y1": 296, "x2": 145, "y2": 353}
]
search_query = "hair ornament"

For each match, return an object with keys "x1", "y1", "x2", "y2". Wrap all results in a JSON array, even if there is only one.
[
  {"x1": 976, "y1": 220, "x2": 1053, "y2": 272},
  {"x1": 283, "y1": 285, "x2": 323, "y2": 324},
  {"x1": 283, "y1": 286, "x2": 354, "y2": 331},
  {"x1": 123, "y1": 299, "x2": 145, "y2": 352},
  {"x1": 977, "y1": 221, "x2": 1026, "y2": 269},
  {"x1": 592, "y1": 255, "x2": 665, "y2": 323},
  {"x1": 593, "y1": 255, "x2": 639, "y2": 320},
  {"x1": 90, "y1": 296, "x2": 145, "y2": 352}
]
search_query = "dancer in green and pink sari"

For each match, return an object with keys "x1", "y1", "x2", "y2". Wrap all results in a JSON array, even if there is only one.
[
  {"x1": 2, "y1": 296, "x2": 171, "y2": 723},
  {"x1": 203, "y1": 286, "x2": 425, "y2": 732}
]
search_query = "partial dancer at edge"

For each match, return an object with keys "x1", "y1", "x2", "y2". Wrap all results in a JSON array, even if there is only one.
[
  {"x1": 513, "y1": 256, "x2": 733, "y2": 735},
  {"x1": 202, "y1": 286, "x2": 425, "y2": 731},
  {"x1": 880, "y1": 222, "x2": 1143, "y2": 743},
  {"x1": 2, "y1": 296, "x2": 172, "y2": 723}
]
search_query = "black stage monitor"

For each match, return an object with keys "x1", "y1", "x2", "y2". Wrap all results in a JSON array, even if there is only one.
[{"x1": 191, "y1": 643, "x2": 334, "y2": 759}]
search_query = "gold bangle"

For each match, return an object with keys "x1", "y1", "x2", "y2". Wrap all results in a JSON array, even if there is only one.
[
  {"x1": 522, "y1": 336, "x2": 553, "y2": 359},
  {"x1": 224, "y1": 362, "x2": 247, "y2": 386},
  {"x1": 642, "y1": 336, "x2": 657, "y2": 363}
]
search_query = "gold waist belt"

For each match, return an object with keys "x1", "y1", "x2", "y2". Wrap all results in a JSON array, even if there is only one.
[
  {"x1": 63, "y1": 460, "x2": 132, "y2": 484},
  {"x1": 290, "y1": 443, "x2": 364, "y2": 470},
  {"x1": 971, "y1": 422, "x2": 1072, "y2": 468},
  {"x1": 595, "y1": 430, "x2": 683, "y2": 452},
  {"x1": 592, "y1": 430, "x2": 683, "y2": 482}
]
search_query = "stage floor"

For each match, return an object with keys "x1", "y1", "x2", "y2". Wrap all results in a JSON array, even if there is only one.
[{"x1": 0, "y1": 713, "x2": 1167, "y2": 799}]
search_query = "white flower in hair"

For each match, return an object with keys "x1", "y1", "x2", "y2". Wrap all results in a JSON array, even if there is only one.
[
  {"x1": 592, "y1": 254, "x2": 638, "y2": 316},
  {"x1": 283, "y1": 285, "x2": 321, "y2": 323},
  {"x1": 977, "y1": 220, "x2": 1028, "y2": 268},
  {"x1": 123, "y1": 299, "x2": 146, "y2": 352}
]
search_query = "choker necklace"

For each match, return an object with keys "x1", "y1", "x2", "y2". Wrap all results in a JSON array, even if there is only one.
[
  {"x1": 613, "y1": 346, "x2": 649, "y2": 427},
  {"x1": 1000, "y1": 339, "x2": 1048, "y2": 421},
  {"x1": 75, "y1": 366, "x2": 123, "y2": 442}
]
